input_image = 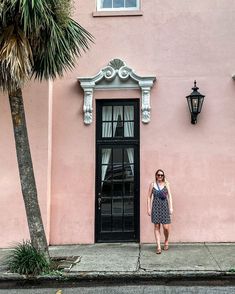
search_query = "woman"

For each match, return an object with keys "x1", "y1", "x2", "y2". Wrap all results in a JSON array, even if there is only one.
[{"x1": 147, "y1": 169, "x2": 173, "y2": 254}]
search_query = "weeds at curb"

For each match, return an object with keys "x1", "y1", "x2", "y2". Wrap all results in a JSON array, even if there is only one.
[{"x1": 4, "y1": 241, "x2": 50, "y2": 277}]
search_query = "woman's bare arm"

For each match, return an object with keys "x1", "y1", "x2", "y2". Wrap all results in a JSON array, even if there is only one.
[
  {"x1": 166, "y1": 181, "x2": 173, "y2": 214},
  {"x1": 147, "y1": 182, "x2": 154, "y2": 216}
]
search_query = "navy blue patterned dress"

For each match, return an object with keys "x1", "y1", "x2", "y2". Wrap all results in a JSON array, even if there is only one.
[{"x1": 151, "y1": 185, "x2": 171, "y2": 224}]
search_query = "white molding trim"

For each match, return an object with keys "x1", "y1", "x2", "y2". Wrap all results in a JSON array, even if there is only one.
[{"x1": 78, "y1": 59, "x2": 156, "y2": 124}]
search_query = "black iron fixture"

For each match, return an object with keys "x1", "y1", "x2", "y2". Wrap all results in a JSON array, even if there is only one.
[{"x1": 186, "y1": 80, "x2": 205, "y2": 124}]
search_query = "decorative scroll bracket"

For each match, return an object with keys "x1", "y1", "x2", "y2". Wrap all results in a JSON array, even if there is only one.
[
  {"x1": 78, "y1": 59, "x2": 156, "y2": 124},
  {"x1": 141, "y1": 86, "x2": 151, "y2": 124},
  {"x1": 83, "y1": 88, "x2": 94, "y2": 125}
]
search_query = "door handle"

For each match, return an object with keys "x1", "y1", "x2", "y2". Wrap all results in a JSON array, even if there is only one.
[{"x1": 98, "y1": 197, "x2": 102, "y2": 210}]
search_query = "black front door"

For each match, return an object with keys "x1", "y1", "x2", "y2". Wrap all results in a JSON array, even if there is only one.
[{"x1": 96, "y1": 100, "x2": 139, "y2": 242}]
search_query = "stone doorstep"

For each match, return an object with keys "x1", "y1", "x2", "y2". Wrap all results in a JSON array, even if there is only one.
[{"x1": 51, "y1": 256, "x2": 81, "y2": 272}]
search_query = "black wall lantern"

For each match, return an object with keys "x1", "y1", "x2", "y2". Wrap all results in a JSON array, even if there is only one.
[{"x1": 186, "y1": 80, "x2": 205, "y2": 124}]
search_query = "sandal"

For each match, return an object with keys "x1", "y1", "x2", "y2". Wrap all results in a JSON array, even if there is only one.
[
  {"x1": 163, "y1": 244, "x2": 169, "y2": 251},
  {"x1": 156, "y1": 248, "x2": 162, "y2": 254}
]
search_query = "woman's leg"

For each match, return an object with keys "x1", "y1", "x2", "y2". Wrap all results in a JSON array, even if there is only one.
[
  {"x1": 154, "y1": 224, "x2": 161, "y2": 252},
  {"x1": 162, "y1": 224, "x2": 170, "y2": 249}
]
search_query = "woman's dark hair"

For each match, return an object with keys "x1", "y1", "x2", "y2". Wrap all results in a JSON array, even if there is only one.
[{"x1": 155, "y1": 169, "x2": 165, "y2": 181}]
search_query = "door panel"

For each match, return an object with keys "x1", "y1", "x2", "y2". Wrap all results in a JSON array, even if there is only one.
[
  {"x1": 96, "y1": 100, "x2": 139, "y2": 242},
  {"x1": 96, "y1": 146, "x2": 138, "y2": 241}
]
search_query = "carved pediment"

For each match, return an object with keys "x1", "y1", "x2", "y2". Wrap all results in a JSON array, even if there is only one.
[{"x1": 78, "y1": 59, "x2": 156, "y2": 124}]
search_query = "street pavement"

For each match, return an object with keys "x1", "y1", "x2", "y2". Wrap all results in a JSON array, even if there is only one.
[
  {"x1": 0, "y1": 243, "x2": 234, "y2": 284},
  {"x1": 1, "y1": 286, "x2": 235, "y2": 293}
]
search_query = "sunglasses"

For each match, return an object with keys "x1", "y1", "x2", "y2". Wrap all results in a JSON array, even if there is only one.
[{"x1": 157, "y1": 174, "x2": 164, "y2": 177}]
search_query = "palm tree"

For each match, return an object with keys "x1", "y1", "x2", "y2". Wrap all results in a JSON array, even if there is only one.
[{"x1": 0, "y1": 0, "x2": 93, "y2": 259}]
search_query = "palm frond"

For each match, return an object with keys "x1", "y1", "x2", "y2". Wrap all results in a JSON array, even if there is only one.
[
  {"x1": 33, "y1": 18, "x2": 94, "y2": 80},
  {"x1": 0, "y1": 26, "x2": 33, "y2": 92},
  {"x1": 0, "y1": 0, "x2": 14, "y2": 27},
  {"x1": 0, "y1": 0, "x2": 94, "y2": 91},
  {"x1": 10, "y1": 0, "x2": 52, "y2": 34}
]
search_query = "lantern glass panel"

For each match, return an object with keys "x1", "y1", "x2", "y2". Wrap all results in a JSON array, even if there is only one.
[
  {"x1": 192, "y1": 98, "x2": 199, "y2": 113},
  {"x1": 198, "y1": 97, "x2": 204, "y2": 113},
  {"x1": 187, "y1": 98, "x2": 192, "y2": 112}
]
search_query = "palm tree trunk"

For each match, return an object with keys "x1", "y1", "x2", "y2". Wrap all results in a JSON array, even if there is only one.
[{"x1": 8, "y1": 88, "x2": 50, "y2": 260}]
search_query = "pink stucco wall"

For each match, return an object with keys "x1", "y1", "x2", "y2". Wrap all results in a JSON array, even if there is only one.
[
  {"x1": 50, "y1": 0, "x2": 235, "y2": 244},
  {"x1": 0, "y1": 82, "x2": 50, "y2": 247},
  {"x1": 1, "y1": 0, "x2": 235, "y2": 247}
]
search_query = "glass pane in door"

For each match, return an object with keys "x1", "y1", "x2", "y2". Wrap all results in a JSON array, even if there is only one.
[
  {"x1": 98, "y1": 146, "x2": 135, "y2": 236},
  {"x1": 101, "y1": 105, "x2": 134, "y2": 139}
]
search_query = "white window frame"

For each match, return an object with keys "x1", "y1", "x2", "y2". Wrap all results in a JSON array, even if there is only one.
[{"x1": 97, "y1": 0, "x2": 140, "y2": 11}]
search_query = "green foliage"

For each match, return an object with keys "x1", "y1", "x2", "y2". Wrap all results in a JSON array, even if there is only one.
[
  {"x1": 229, "y1": 268, "x2": 235, "y2": 272},
  {"x1": 5, "y1": 241, "x2": 50, "y2": 276},
  {"x1": 53, "y1": 0, "x2": 74, "y2": 27},
  {"x1": 0, "y1": 0, "x2": 93, "y2": 92}
]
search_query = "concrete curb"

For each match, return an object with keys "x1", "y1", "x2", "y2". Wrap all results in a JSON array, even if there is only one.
[{"x1": 0, "y1": 270, "x2": 235, "y2": 285}]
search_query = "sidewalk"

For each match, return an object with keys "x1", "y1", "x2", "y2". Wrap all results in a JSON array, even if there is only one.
[{"x1": 0, "y1": 243, "x2": 235, "y2": 284}]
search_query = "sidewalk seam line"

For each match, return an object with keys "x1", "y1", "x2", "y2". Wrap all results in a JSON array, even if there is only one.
[
  {"x1": 138, "y1": 245, "x2": 148, "y2": 272},
  {"x1": 205, "y1": 243, "x2": 222, "y2": 271},
  {"x1": 136, "y1": 243, "x2": 141, "y2": 272}
]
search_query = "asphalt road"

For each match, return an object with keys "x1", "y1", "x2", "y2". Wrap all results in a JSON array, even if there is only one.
[{"x1": 0, "y1": 286, "x2": 235, "y2": 293}]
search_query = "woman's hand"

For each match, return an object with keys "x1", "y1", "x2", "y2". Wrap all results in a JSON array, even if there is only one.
[{"x1": 169, "y1": 208, "x2": 173, "y2": 215}]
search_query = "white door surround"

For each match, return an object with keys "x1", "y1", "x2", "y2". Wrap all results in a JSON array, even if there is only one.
[{"x1": 78, "y1": 59, "x2": 156, "y2": 125}]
